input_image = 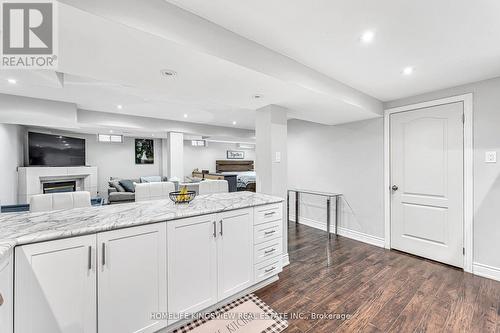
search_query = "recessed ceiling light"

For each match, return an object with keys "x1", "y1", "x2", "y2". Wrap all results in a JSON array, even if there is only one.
[
  {"x1": 360, "y1": 30, "x2": 375, "y2": 44},
  {"x1": 7, "y1": 78, "x2": 17, "y2": 84},
  {"x1": 252, "y1": 94, "x2": 263, "y2": 99},
  {"x1": 402, "y1": 66, "x2": 414, "y2": 75},
  {"x1": 109, "y1": 130, "x2": 114, "y2": 133},
  {"x1": 152, "y1": 134, "x2": 155, "y2": 137},
  {"x1": 232, "y1": 121, "x2": 237, "y2": 125},
  {"x1": 161, "y1": 69, "x2": 177, "y2": 78},
  {"x1": 116, "y1": 104, "x2": 123, "y2": 109},
  {"x1": 183, "y1": 114, "x2": 188, "y2": 118}
]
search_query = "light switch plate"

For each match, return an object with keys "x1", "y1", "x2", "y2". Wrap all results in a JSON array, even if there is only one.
[
  {"x1": 275, "y1": 151, "x2": 281, "y2": 163},
  {"x1": 485, "y1": 151, "x2": 496, "y2": 163}
]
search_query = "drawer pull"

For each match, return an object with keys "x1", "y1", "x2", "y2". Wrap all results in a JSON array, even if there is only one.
[
  {"x1": 264, "y1": 248, "x2": 276, "y2": 254},
  {"x1": 264, "y1": 230, "x2": 276, "y2": 235},
  {"x1": 88, "y1": 246, "x2": 92, "y2": 270},
  {"x1": 264, "y1": 211, "x2": 276, "y2": 216},
  {"x1": 101, "y1": 243, "x2": 106, "y2": 266},
  {"x1": 264, "y1": 266, "x2": 276, "y2": 273}
]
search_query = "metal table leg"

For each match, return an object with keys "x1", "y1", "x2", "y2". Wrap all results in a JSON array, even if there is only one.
[
  {"x1": 287, "y1": 191, "x2": 289, "y2": 226},
  {"x1": 327, "y1": 197, "x2": 331, "y2": 239},
  {"x1": 335, "y1": 195, "x2": 341, "y2": 236},
  {"x1": 295, "y1": 191, "x2": 299, "y2": 226}
]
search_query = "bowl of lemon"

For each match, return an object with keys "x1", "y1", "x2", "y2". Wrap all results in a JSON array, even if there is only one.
[{"x1": 169, "y1": 186, "x2": 196, "y2": 204}]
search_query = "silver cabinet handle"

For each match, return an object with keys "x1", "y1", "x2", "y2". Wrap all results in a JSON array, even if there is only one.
[
  {"x1": 264, "y1": 211, "x2": 276, "y2": 216},
  {"x1": 101, "y1": 243, "x2": 106, "y2": 266},
  {"x1": 264, "y1": 230, "x2": 276, "y2": 235},
  {"x1": 392, "y1": 185, "x2": 399, "y2": 191},
  {"x1": 264, "y1": 248, "x2": 276, "y2": 254},
  {"x1": 219, "y1": 220, "x2": 223, "y2": 236},
  {"x1": 264, "y1": 266, "x2": 276, "y2": 273},
  {"x1": 88, "y1": 246, "x2": 92, "y2": 270},
  {"x1": 212, "y1": 221, "x2": 217, "y2": 238},
  {"x1": 0, "y1": 292, "x2": 4, "y2": 306}
]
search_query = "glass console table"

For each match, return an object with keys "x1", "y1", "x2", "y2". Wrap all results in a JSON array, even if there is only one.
[{"x1": 287, "y1": 189, "x2": 342, "y2": 239}]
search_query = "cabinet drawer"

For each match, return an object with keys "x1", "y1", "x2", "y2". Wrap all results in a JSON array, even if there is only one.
[
  {"x1": 254, "y1": 239, "x2": 282, "y2": 264},
  {"x1": 254, "y1": 203, "x2": 282, "y2": 225},
  {"x1": 254, "y1": 220, "x2": 282, "y2": 244},
  {"x1": 254, "y1": 257, "x2": 282, "y2": 283}
]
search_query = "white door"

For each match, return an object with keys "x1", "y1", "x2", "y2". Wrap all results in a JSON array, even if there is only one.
[
  {"x1": 167, "y1": 214, "x2": 217, "y2": 321},
  {"x1": 97, "y1": 224, "x2": 167, "y2": 333},
  {"x1": 217, "y1": 208, "x2": 253, "y2": 300},
  {"x1": 14, "y1": 235, "x2": 96, "y2": 333},
  {"x1": 390, "y1": 102, "x2": 464, "y2": 267}
]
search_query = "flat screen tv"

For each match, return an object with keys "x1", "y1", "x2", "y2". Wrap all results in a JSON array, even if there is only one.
[{"x1": 28, "y1": 132, "x2": 86, "y2": 167}]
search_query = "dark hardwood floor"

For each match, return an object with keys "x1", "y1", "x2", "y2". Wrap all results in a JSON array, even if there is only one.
[{"x1": 255, "y1": 223, "x2": 500, "y2": 333}]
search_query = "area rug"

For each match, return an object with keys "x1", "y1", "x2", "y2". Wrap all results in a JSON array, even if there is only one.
[{"x1": 173, "y1": 294, "x2": 288, "y2": 333}]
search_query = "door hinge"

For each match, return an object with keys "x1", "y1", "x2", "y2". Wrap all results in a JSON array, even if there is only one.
[
  {"x1": 463, "y1": 247, "x2": 465, "y2": 255},
  {"x1": 462, "y1": 114, "x2": 465, "y2": 123}
]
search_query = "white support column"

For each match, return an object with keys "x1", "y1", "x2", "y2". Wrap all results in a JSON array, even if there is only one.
[
  {"x1": 161, "y1": 138, "x2": 169, "y2": 178},
  {"x1": 255, "y1": 105, "x2": 288, "y2": 264},
  {"x1": 166, "y1": 132, "x2": 184, "y2": 181}
]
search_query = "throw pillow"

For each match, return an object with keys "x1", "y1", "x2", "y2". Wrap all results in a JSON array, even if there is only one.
[
  {"x1": 119, "y1": 179, "x2": 136, "y2": 193},
  {"x1": 109, "y1": 180, "x2": 126, "y2": 192}
]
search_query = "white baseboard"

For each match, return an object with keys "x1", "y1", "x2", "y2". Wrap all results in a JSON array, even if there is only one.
[
  {"x1": 282, "y1": 253, "x2": 290, "y2": 266},
  {"x1": 473, "y1": 262, "x2": 500, "y2": 282},
  {"x1": 337, "y1": 226, "x2": 385, "y2": 248},
  {"x1": 293, "y1": 217, "x2": 385, "y2": 248}
]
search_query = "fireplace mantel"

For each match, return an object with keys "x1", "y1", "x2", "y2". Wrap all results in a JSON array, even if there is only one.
[{"x1": 17, "y1": 167, "x2": 98, "y2": 204}]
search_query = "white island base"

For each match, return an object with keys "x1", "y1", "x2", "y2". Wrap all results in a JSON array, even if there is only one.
[{"x1": 0, "y1": 196, "x2": 284, "y2": 333}]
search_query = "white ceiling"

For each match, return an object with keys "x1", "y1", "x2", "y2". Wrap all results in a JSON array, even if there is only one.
[
  {"x1": 167, "y1": 0, "x2": 500, "y2": 101},
  {"x1": 0, "y1": 71, "x2": 257, "y2": 129},
  {"x1": 3, "y1": 0, "x2": 497, "y2": 132},
  {"x1": 0, "y1": 0, "x2": 382, "y2": 130}
]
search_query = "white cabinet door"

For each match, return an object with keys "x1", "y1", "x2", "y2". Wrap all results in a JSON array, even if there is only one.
[
  {"x1": 167, "y1": 214, "x2": 217, "y2": 319},
  {"x1": 97, "y1": 223, "x2": 167, "y2": 333},
  {"x1": 217, "y1": 208, "x2": 253, "y2": 300},
  {"x1": 0, "y1": 255, "x2": 13, "y2": 333},
  {"x1": 14, "y1": 235, "x2": 96, "y2": 333}
]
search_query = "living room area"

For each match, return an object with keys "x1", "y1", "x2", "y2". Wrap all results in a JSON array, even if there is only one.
[{"x1": 0, "y1": 90, "x2": 257, "y2": 211}]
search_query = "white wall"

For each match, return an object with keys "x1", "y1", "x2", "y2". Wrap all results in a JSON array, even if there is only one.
[
  {"x1": 287, "y1": 118, "x2": 384, "y2": 240},
  {"x1": 183, "y1": 140, "x2": 255, "y2": 176},
  {"x1": 385, "y1": 76, "x2": 500, "y2": 272},
  {"x1": 0, "y1": 124, "x2": 24, "y2": 205},
  {"x1": 85, "y1": 136, "x2": 163, "y2": 196}
]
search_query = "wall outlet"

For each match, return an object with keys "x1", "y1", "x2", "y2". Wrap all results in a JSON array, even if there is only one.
[{"x1": 485, "y1": 151, "x2": 497, "y2": 163}]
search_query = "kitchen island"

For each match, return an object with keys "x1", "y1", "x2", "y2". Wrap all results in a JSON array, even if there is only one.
[{"x1": 0, "y1": 192, "x2": 285, "y2": 333}]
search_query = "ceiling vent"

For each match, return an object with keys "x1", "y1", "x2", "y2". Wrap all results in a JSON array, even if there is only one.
[{"x1": 160, "y1": 69, "x2": 177, "y2": 78}]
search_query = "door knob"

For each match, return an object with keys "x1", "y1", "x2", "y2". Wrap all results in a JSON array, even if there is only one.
[{"x1": 392, "y1": 185, "x2": 399, "y2": 191}]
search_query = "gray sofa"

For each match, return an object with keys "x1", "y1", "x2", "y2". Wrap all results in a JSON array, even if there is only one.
[{"x1": 108, "y1": 177, "x2": 168, "y2": 204}]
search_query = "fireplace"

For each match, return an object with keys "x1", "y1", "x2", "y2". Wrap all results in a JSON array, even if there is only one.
[{"x1": 43, "y1": 181, "x2": 77, "y2": 194}]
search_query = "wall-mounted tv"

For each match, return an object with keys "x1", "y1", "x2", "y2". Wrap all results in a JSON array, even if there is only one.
[{"x1": 28, "y1": 132, "x2": 86, "y2": 167}]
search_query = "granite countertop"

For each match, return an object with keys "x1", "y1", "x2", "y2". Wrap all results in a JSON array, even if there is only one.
[{"x1": 0, "y1": 192, "x2": 283, "y2": 264}]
